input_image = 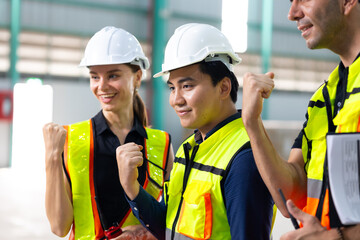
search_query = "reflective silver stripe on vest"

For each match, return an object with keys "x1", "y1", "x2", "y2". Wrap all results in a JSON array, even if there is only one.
[
  {"x1": 307, "y1": 178, "x2": 323, "y2": 199},
  {"x1": 166, "y1": 228, "x2": 193, "y2": 240}
]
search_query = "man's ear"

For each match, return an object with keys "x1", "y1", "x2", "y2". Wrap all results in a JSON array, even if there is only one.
[
  {"x1": 219, "y1": 77, "x2": 232, "y2": 100},
  {"x1": 343, "y1": 0, "x2": 358, "y2": 15}
]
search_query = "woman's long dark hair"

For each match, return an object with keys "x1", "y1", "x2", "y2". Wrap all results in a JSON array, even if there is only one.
[{"x1": 126, "y1": 64, "x2": 148, "y2": 126}]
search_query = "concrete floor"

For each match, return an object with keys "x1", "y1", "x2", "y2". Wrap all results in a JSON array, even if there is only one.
[
  {"x1": 0, "y1": 167, "x2": 293, "y2": 240},
  {"x1": 0, "y1": 168, "x2": 62, "y2": 240}
]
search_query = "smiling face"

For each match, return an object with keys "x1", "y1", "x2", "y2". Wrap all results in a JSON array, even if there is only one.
[
  {"x1": 89, "y1": 64, "x2": 141, "y2": 113},
  {"x1": 288, "y1": 0, "x2": 345, "y2": 50},
  {"x1": 167, "y1": 64, "x2": 226, "y2": 134}
]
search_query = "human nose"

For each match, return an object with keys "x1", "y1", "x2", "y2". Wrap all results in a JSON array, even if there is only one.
[
  {"x1": 288, "y1": 1, "x2": 303, "y2": 21},
  {"x1": 98, "y1": 77, "x2": 108, "y2": 91},
  {"x1": 170, "y1": 88, "x2": 185, "y2": 107}
]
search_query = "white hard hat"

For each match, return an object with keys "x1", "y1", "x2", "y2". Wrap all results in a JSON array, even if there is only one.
[
  {"x1": 79, "y1": 26, "x2": 150, "y2": 73},
  {"x1": 154, "y1": 23, "x2": 241, "y2": 78}
]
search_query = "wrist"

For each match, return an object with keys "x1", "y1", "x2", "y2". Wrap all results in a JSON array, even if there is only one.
[
  {"x1": 45, "y1": 155, "x2": 63, "y2": 170},
  {"x1": 242, "y1": 115, "x2": 261, "y2": 129},
  {"x1": 124, "y1": 182, "x2": 140, "y2": 201},
  {"x1": 45, "y1": 149, "x2": 63, "y2": 162}
]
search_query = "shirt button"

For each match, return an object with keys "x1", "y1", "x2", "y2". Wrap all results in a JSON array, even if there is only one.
[
  {"x1": 134, "y1": 207, "x2": 138, "y2": 211},
  {"x1": 337, "y1": 102, "x2": 341, "y2": 107},
  {"x1": 146, "y1": 224, "x2": 150, "y2": 227}
]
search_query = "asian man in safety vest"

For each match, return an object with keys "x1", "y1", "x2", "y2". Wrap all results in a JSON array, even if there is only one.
[{"x1": 116, "y1": 23, "x2": 275, "y2": 240}]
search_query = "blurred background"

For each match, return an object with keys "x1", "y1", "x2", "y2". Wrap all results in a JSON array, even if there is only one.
[{"x1": 0, "y1": 0, "x2": 339, "y2": 239}]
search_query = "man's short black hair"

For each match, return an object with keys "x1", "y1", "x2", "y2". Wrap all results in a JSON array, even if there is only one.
[{"x1": 198, "y1": 61, "x2": 239, "y2": 103}]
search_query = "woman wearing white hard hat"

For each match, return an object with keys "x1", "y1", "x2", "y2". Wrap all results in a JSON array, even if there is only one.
[
  {"x1": 117, "y1": 23, "x2": 274, "y2": 240},
  {"x1": 43, "y1": 26, "x2": 174, "y2": 240}
]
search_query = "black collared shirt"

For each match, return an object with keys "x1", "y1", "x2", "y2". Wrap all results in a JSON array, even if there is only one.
[{"x1": 91, "y1": 110, "x2": 148, "y2": 229}]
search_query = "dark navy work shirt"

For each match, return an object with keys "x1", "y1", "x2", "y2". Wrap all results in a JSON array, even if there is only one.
[{"x1": 127, "y1": 111, "x2": 274, "y2": 240}]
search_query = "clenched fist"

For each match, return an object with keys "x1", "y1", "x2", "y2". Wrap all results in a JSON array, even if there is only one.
[
  {"x1": 242, "y1": 72, "x2": 275, "y2": 127},
  {"x1": 116, "y1": 143, "x2": 143, "y2": 200},
  {"x1": 43, "y1": 123, "x2": 67, "y2": 165}
]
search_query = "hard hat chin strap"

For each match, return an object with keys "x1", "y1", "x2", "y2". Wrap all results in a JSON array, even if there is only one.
[{"x1": 204, "y1": 54, "x2": 233, "y2": 72}]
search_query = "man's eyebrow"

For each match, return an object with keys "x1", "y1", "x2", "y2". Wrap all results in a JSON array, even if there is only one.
[
  {"x1": 167, "y1": 77, "x2": 195, "y2": 85},
  {"x1": 89, "y1": 69, "x2": 122, "y2": 75}
]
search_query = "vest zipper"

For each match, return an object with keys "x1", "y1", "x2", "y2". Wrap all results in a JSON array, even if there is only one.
[{"x1": 170, "y1": 143, "x2": 199, "y2": 239}]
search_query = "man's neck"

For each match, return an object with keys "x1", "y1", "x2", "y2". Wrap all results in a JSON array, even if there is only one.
[
  {"x1": 337, "y1": 22, "x2": 360, "y2": 67},
  {"x1": 339, "y1": 49, "x2": 360, "y2": 67},
  {"x1": 198, "y1": 105, "x2": 237, "y2": 141}
]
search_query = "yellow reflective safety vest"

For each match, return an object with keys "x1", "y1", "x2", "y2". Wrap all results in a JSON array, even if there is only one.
[
  {"x1": 164, "y1": 118, "x2": 250, "y2": 240},
  {"x1": 301, "y1": 56, "x2": 360, "y2": 229},
  {"x1": 63, "y1": 119, "x2": 170, "y2": 240}
]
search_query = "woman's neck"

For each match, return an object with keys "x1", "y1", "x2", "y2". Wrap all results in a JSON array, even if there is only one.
[{"x1": 103, "y1": 108, "x2": 134, "y2": 144}]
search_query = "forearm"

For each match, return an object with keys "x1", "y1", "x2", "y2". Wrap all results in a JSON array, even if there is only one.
[
  {"x1": 126, "y1": 187, "x2": 166, "y2": 240},
  {"x1": 243, "y1": 117, "x2": 307, "y2": 215},
  {"x1": 122, "y1": 181, "x2": 140, "y2": 201},
  {"x1": 45, "y1": 156, "x2": 73, "y2": 237}
]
